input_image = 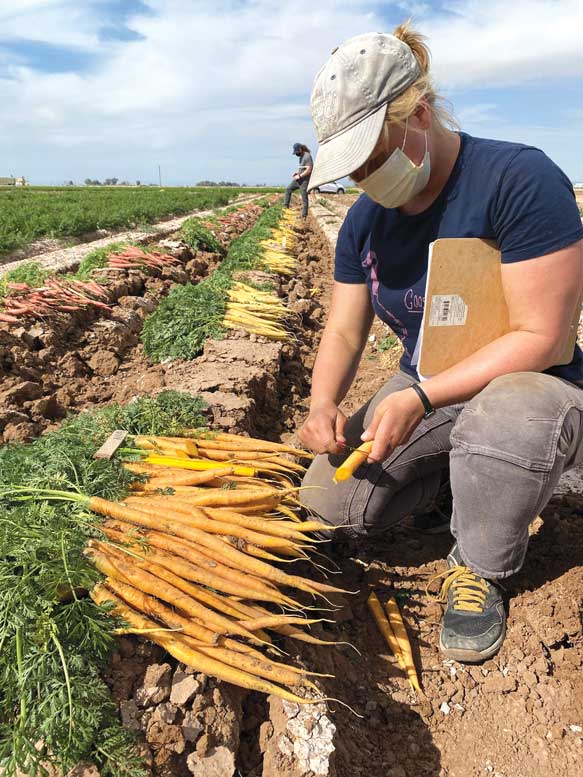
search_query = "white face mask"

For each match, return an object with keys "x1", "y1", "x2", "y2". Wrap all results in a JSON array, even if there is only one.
[{"x1": 358, "y1": 119, "x2": 431, "y2": 208}]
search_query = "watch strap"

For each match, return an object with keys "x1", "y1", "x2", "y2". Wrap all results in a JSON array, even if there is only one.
[{"x1": 410, "y1": 383, "x2": 435, "y2": 418}]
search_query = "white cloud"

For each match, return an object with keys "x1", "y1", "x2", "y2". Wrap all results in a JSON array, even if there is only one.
[
  {"x1": 0, "y1": 1, "x2": 582, "y2": 183},
  {"x1": 0, "y1": 1, "x2": 100, "y2": 48},
  {"x1": 456, "y1": 102, "x2": 500, "y2": 126},
  {"x1": 424, "y1": 0, "x2": 583, "y2": 90}
]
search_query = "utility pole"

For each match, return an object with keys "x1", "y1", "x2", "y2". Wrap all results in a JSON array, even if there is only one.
[{"x1": 158, "y1": 165, "x2": 162, "y2": 187}]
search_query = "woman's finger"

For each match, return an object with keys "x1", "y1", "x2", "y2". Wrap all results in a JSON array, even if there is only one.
[
  {"x1": 368, "y1": 414, "x2": 395, "y2": 462},
  {"x1": 335, "y1": 411, "x2": 347, "y2": 443},
  {"x1": 361, "y1": 414, "x2": 381, "y2": 443}
]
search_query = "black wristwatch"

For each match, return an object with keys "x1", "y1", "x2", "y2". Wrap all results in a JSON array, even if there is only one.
[{"x1": 410, "y1": 383, "x2": 435, "y2": 419}]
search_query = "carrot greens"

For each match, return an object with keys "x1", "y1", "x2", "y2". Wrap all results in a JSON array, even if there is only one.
[{"x1": 0, "y1": 392, "x2": 208, "y2": 776}]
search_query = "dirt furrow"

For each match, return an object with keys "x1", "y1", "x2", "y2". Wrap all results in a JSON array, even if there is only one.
[
  {"x1": 0, "y1": 203, "x2": 268, "y2": 443},
  {"x1": 277, "y1": 202, "x2": 583, "y2": 777}
]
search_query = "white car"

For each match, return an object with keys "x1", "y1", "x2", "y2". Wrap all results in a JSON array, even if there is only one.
[{"x1": 312, "y1": 181, "x2": 346, "y2": 194}]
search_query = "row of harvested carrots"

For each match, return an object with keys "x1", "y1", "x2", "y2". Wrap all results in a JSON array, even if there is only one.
[
  {"x1": 85, "y1": 430, "x2": 350, "y2": 705},
  {"x1": 0, "y1": 277, "x2": 110, "y2": 323},
  {"x1": 104, "y1": 246, "x2": 182, "y2": 271},
  {"x1": 4, "y1": 428, "x2": 421, "y2": 705}
]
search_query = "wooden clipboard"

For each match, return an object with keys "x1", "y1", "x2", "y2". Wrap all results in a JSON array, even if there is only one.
[{"x1": 417, "y1": 238, "x2": 581, "y2": 377}]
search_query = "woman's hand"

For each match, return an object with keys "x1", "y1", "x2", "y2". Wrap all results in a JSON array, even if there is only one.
[
  {"x1": 361, "y1": 388, "x2": 425, "y2": 462},
  {"x1": 299, "y1": 399, "x2": 348, "y2": 455}
]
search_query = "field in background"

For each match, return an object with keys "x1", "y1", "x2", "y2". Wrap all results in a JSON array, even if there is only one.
[{"x1": 0, "y1": 186, "x2": 283, "y2": 255}]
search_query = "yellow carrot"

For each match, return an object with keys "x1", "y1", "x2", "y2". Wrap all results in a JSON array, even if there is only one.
[
  {"x1": 87, "y1": 543, "x2": 261, "y2": 643},
  {"x1": 135, "y1": 435, "x2": 199, "y2": 456},
  {"x1": 186, "y1": 434, "x2": 313, "y2": 458},
  {"x1": 104, "y1": 577, "x2": 219, "y2": 644},
  {"x1": 121, "y1": 497, "x2": 301, "y2": 551},
  {"x1": 138, "y1": 467, "x2": 235, "y2": 488},
  {"x1": 144, "y1": 455, "x2": 255, "y2": 477},
  {"x1": 91, "y1": 585, "x2": 319, "y2": 703},
  {"x1": 239, "y1": 616, "x2": 324, "y2": 632},
  {"x1": 98, "y1": 540, "x2": 266, "y2": 635},
  {"x1": 86, "y1": 496, "x2": 324, "y2": 596},
  {"x1": 103, "y1": 519, "x2": 283, "y2": 599},
  {"x1": 367, "y1": 591, "x2": 405, "y2": 670},
  {"x1": 333, "y1": 442, "x2": 374, "y2": 483},
  {"x1": 385, "y1": 596, "x2": 422, "y2": 693},
  {"x1": 130, "y1": 499, "x2": 306, "y2": 541},
  {"x1": 101, "y1": 526, "x2": 289, "y2": 604}
]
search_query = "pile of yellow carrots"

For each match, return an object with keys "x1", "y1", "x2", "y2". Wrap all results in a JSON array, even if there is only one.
[
  {"x1": 87, "y1": 430, "x2": 348, "y2": 705},
  {"x1": 259, "y1": 209, "x2": 299, "y2": 276},
  {"x1": 223, "y1": 281, "x2": 292, "y2": 341},
  {"x1": 220, "y1": 209, "x2": 299, "y2": 339}
]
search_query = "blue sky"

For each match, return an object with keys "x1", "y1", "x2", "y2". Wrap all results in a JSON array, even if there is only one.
[{"x1": 0, "y1": 0, "x2": 582, "y2": 185}]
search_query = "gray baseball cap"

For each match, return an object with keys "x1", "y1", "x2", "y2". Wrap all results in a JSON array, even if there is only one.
[{"x1": 308, "y1": 32, "x2": 421, "y2": 191}]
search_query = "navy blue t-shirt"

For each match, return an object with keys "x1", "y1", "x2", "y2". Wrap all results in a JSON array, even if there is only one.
[{"x1": 335, "y1": 132, "x2": 583, "y2": 384}]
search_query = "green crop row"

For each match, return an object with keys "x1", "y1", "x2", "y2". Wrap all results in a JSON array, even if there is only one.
[
  {"x1": 0, "y1": 187, "x2": 279, "y2": 255},
  {"x1": 142, "y1": 202, "x2": 284, "y2": 362}
]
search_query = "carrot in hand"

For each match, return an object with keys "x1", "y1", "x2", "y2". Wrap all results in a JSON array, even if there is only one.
[{"x1": 333, "y1": 442, "x2": 374, "y2": 483}]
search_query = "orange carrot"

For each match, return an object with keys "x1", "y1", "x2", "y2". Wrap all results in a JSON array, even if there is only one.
[
  {"x1": 102, "y1": 520, "x2": 281, "y2": 598},
  {"x1": 91, "y1": 585, "x2": 319, "y2": 703},
  {"x1": 86, "y1": 543, "x2": 261, "y2": 642},
  {"x1": 86, "y1": 496, "x2": 324, "y2": 596},
  {"x1": 101, "y1": 526, "x2": 290, "y2": 605}
]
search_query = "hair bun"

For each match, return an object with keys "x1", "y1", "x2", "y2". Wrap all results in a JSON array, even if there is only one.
[{"x1": 393, "y1": 18, "x2": 430, "y2": 74}]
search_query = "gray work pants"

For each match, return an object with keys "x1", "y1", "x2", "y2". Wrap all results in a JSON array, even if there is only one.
[
  {"x1": 301, "y1": 371, "x2": 583, "y2": 579},
  {"x1": 284, "y1": 178, "x2": 309, "y2": 217}
]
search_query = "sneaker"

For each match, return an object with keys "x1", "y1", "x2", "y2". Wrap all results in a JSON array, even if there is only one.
[{"x1": 428, "y1": 543, "x2": 506, "y2": 663}]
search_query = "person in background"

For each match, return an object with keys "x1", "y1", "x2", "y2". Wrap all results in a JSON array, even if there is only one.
[{"x1": 284, "y1": 143, "x2": 313, "y2": 218}]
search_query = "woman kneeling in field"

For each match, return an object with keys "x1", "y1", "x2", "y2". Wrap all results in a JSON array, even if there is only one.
[{"x1": 299, "y1": 22, "x2": 583, "y2": 663}]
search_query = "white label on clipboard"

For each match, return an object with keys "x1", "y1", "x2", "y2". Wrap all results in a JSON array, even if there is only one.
[{"x1": 429, "y1": 294, "x2": 468, "y2": 327}]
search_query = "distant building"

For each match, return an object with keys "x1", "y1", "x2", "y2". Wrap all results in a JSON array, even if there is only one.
[{"x1": 0, "y1": 176, "x2": 27, "y2": 186}]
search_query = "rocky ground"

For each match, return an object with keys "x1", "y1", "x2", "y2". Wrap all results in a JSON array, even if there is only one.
[{"x1": 1, "y1": 197, "x2": 582, "y2": 776}]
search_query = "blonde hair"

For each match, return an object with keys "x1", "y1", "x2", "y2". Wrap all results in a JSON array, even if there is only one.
[{"x1": 388, "y1": 19, "x2": 458, "y2": 130}]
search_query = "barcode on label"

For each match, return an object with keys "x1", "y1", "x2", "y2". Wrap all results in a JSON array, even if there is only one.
[{"x1": 429, "y1": 294, "x2": 468, "y2": 327}]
